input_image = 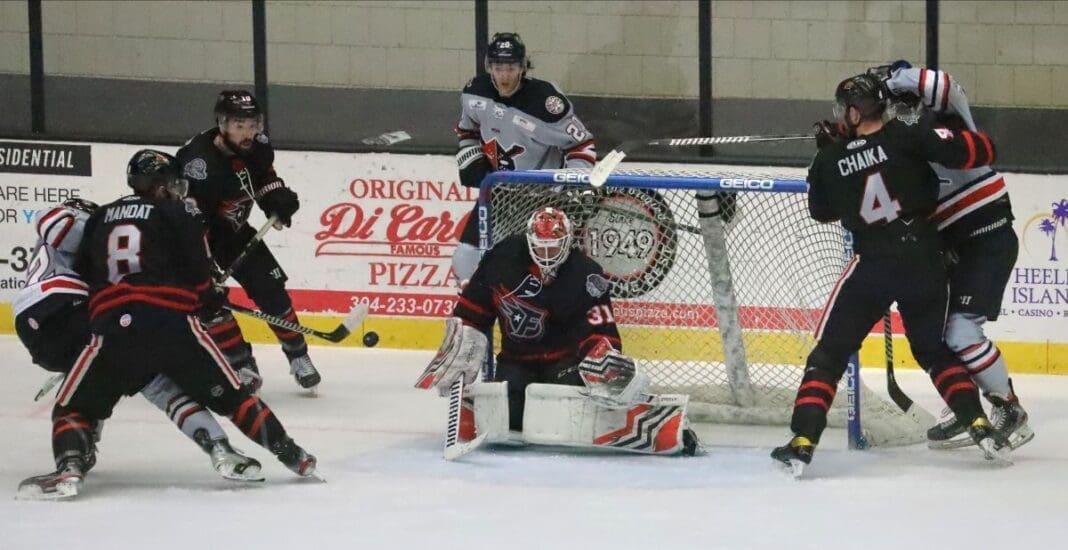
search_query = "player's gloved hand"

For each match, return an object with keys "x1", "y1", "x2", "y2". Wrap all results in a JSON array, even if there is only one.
[
  {"x1": 813, "y1": 120, "x2": 845, "y2": 149},
  {"x1": 258, "y1": 183, "x2": 299, "y2": 227},
  {"x1": 198, "y1": 284, "x2": 230, "y2": 323}
]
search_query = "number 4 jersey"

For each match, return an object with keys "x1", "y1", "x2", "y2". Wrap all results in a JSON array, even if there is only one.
[
  {"x1": 806, "y1": 113, "x2": 995, "y2": 257},
  {"x1": 75, "y1": 195, "x2": 214, "y2": 324},
  {"x1": 452, "y1": 234, "x2": 621, "y2": 368}
]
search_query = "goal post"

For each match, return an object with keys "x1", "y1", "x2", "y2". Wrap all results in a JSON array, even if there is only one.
[{"x1": 477, "y1": 166, "x2": 930, "y2": 448}]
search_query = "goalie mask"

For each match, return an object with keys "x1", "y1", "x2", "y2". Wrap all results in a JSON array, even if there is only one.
[{"x1": 526, "y1": 207, "x2": 572, "y2": 282}]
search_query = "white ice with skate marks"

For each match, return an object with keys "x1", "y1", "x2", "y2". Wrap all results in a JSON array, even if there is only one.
[{"x1": 0, "y1": 336, "x2": 1065, "y2": 550}]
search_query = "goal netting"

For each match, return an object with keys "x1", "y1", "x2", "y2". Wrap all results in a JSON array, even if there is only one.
[{"x1": 479, "y1": 166, "x2": 929, "y2": 447}]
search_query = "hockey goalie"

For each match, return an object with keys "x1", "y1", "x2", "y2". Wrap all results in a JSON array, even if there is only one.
[{"x1": 416, "y1": 207, "x2": 699, "y2": 457}]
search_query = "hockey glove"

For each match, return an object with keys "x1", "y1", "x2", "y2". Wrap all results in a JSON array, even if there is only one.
[
  {"x1": 258, "y1": 182, "x2": 300, "y2": 227},
  {"x1": 813, "y1": 120, "x2": 845, "y2": 149},
  {"x1": 198, "y1": 284, "x2": 230, "y2": 324}
]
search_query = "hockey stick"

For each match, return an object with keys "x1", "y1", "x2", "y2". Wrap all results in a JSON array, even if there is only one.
[
  {"x1": 884, "y1": 311, "x2": 938, "y2": 427},
  {"x1": 34, "y1": 373, "x2": 65, "y2": 402},
  {"x1": 216, "y1": 215, "x2": 279, "y2": 284},
  {"x1": 444, "y1": 377, "x2": 487, "y2": 461},
  {"x1": 224, "y1": 302, "x2": 369, "y2": 343},
  {"x1": 589, "y1": 133, "x2": 816, "y2": 188}
]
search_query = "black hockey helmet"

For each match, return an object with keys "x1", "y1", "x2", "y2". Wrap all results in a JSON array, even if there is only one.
[
  {"x1": 214, "y1": 90, "x2": 263, "y2": 127},
  {"x1": 61, "y1": 198, "x2": 99, "y2": 214},
  {"x1": 486, "y1": 32, "x2": 528, "y2": 69},
  {"x1": 833, "y1": 73, "x2": 887, "y2": 122},
  {"x1": 127, "y1": 149, "x2": 188, "y2": 199}
]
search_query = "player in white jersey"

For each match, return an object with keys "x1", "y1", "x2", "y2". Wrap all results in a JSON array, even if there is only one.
[
  {"x1": 870, "y1": 60, "x2": 1033, "y2": 450},
  {"x1": 451, "y1": 32, "x2": 597, "y2": 282},
  {"x1": 13, "y1": 199, "x2": 263, "y2": 485}
]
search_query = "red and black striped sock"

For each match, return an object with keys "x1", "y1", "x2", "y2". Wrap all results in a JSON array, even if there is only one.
[
  {"x1": 206, "y1": 314, "x2": 254, "y2": 368},
  {"x1": 269, "y1": 308, "x2": 308, "y2": 359},
  {"x1": 51, "y1": 407, "x2": 95, "y2": 468},
  {"x1": 930, "y1": 364, "x2": 983, "y2": 424},
  {"x1": 229, "y1": 396, "x2": 287, "y2": 449},
  {"x1": 789, "y1": 368, "x2": 839, "y2": 445}
]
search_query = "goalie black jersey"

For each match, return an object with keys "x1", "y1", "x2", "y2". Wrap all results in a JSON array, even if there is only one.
[
  {"x1": 454, "y1": 235, "x2": 621, "y2": 366},
  {"x1": 76, "y1": 195, "x2": 212, "y2": 322},
  {"x1": 807, "y1": 113, "x2": 995, "y2": 257},
  {"x1": 176, "y1": 128, "x2": 280, "y2": 241}
]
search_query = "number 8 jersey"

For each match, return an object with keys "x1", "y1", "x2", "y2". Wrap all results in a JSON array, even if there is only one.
[
  {"x1": 75, "y1": 195, "x2": 214, "y2": 324},
  {"x1": 806, "y1": 113, "x2": 995, "y2": 256}
]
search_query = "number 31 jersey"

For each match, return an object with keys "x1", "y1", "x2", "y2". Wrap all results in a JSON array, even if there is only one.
[{"x1": 806, "y1": 113, "x2": 995, "y2": 257}]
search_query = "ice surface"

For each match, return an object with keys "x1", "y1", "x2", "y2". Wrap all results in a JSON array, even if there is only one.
[{"x1": 1, "y1": 336, "x2": 1064, "y2": 550}]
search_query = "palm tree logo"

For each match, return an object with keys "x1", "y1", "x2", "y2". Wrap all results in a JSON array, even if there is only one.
[{"x1": 1039, "y1": 218, "x2": 1057, "y2": 261}]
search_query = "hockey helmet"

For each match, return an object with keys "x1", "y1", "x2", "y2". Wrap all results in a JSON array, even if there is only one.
[
  {"x1": 127, "y1": 149, "x2": 188, "y2": 199},
  {"x1": 486, "y1": 32, "x2": 528, "y2": 70},
  {"x1": 214, "y1": 90, "x2": 264, "y2": 129},
  {"x1": 526, "y1": 207, "x2": 573, "y2": 281},
  {"x1": 833, "y1": 74, "x2": 887, "y2": 123}
]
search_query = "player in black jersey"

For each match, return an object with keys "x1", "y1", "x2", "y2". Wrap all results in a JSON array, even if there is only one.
[
  {"x1": 17, "y1": 150, "x2": 318, "y2": 499},
  {"x1": 451, "y1": 33, "x2": 596, "y2": 284},
  {"x1": 176, "y1": 90, "x2": 318, "y2": 392},
  {"x1": 771, "y1": 74, "x2": 1010, "y2": 475}
]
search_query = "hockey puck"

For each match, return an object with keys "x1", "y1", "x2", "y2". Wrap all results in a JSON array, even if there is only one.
[{"x1": 363, "y1": 331, "x2": 379, "y2": 347}]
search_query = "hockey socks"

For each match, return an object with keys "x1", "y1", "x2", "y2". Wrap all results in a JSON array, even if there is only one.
[
  {"x1": 929, "y1": 365, "x2": 984, "y2": 427},
  {"x1": 788, "y1": 368, "x2": 839, "y2": 445}
]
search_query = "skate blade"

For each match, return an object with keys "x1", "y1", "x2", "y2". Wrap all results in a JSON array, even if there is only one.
[
  {"x1": 1009, "y1": 426, "x2": 1035, "y2": 450},
  {"x1": 773, "y1": 458, "x2": 805, "y2": 479},
  {"x1": 16, "y1": 479, "x2": 81, "y2": 501},
  {"x1": 978, "y1": 439, "x2": 1013, "y2": 466},
  {"x1": 927, "y1": 436, "x2": 976, "y2": 450},
  {"x1": 217, "y1": 465, "x2": 265, "y2": 482}
]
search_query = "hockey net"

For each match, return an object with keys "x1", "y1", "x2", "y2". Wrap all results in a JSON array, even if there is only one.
[{"x1": 479, "y1": 166, "x2": 928, "y2": 447}]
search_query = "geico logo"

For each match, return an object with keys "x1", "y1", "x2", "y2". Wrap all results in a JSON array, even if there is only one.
[
  {"x1": 477, "y1": 205, "x2": 489, "y2": 248},
  {"x1": 552, "y1": 172, "x2": 590, "y2": 183},
  {"x1": 720, "y1": 178, "x2": 774, "y2": 189}
]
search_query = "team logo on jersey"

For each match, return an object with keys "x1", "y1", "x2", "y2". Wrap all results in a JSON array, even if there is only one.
[
  {"x1": 182, "y1": 198, "x2": 201, "y2": 217},
  {"x1": 545, "y1": 95, "x2": 565, "y2": 115},
  {"x1": 586, "y1": 273, "x2": 609, "y2": 297},
  {"x1": 255, "y1": 133, "x2": 269, "y2": 144},
  {"x1": 493, "y1": 105, "x2": 505, "y2": 119},
  {"x1": 119, "y1": 313, "x2": 132, "y2": 327},
  {"x1": 183, "y1": 158, "x2": 208, "y2": 181},
  {"x1": 495, "y1": 278, "x2": 548, "y2": 341},
  {"x1": 27, "y1": 318, "x2": 38, "y2": 330},
  {"x1": 846, "y1": 139, "x2": 867, "y2": 150},
  {"x1": 934, "y1": 128, "x2": 955, "y2": 140},
  {"x1": 481, "y1": 139, "x2": 526, "y2": 171},
  {"x1": 468, "y1": 99, "x2": 487, "y2": 110},
  {"x1": 218, "y1": 199, "x2": 253, "y2": 230}
]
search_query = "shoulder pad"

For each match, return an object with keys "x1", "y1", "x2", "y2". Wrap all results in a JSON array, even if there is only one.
[
  {"x1": 513, "y1": 79, "x2": 572, "y2": 123},
  {"x1": 463, "y1": 74, "x2": 496, "y2": 98}
]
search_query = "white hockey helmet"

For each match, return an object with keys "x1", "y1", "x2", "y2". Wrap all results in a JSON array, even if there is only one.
[{"x1": 526, "y1": 207, "x2": 572, "y2": 281}]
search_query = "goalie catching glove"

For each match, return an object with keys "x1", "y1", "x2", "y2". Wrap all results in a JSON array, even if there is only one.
[
  {"x1": 578, "y1": 338, "x2": 650, "y2": 409},
  {"x1": 415, "y1": 317, "x2": 488, "y2": 396}
]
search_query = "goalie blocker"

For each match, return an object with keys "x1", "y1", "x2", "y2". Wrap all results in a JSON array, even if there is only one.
[{"x1": 415, "y1": 318, "x2": 699, "y2": 456}]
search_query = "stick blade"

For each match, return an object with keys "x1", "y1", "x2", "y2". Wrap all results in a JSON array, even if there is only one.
[
  {"x1": 323, "y1": 303, "x2": 371, "y2": 343},
  {"x1": 589, "y1": 149, "x2": 626, "y2": 188}
]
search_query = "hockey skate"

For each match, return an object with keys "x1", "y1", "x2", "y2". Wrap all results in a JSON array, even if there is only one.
[
  {"x1": 16, "y1": 457, "x2": 87, "y2": 500},
  {"x1": 208, "y1": 439, "x2": 264, "y2": 482},
  {"x1": 271, "y1": 437, "x2": 322, "y2": 480},
  {"x1": 289, "y1": 354, "x2": 321, "y2": 391},
  {"x1": 967, "y1": 417, "x2": 1013, "y2": 465},
  {"x1": 927, "y1": 407, "x2": 972, "y2": 450},
  {"x1": 989, "y1": 394, "x2": 1035, "y2": 451},
  {"x1": 771, "y1": 436, "x2": 814, "y2": 478}
]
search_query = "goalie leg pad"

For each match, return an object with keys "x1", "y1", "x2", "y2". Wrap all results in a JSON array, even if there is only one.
[
  {"x1": 467, "y1": 382, "x2": 511, "y2": 444},
  {"x1": 522, "y1": 384, "x2": 691, "y2": 455}
]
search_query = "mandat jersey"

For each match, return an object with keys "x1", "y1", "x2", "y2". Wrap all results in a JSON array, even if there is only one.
[
  {"x1": 886, "y1": 66, "x2": 1012, "y2": 243},
  {"x1": 453, "y1": 234, "x2": 620, "y2": 367},
  {"x1": 76, "y1": 195, "x2": 212, "y2": 322},
  {"x1": 175, "y1": 128, "x2": 281, "y2": 245},
  {"x1": 13, "y1": 205, "x2": 91, "y2": 317},
  {"x1": 455, "y1": 75, "x2": 595, "y2": 188},
  {"x1": 807, "y1": 114, "x2": 996, "y2": 257}
]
